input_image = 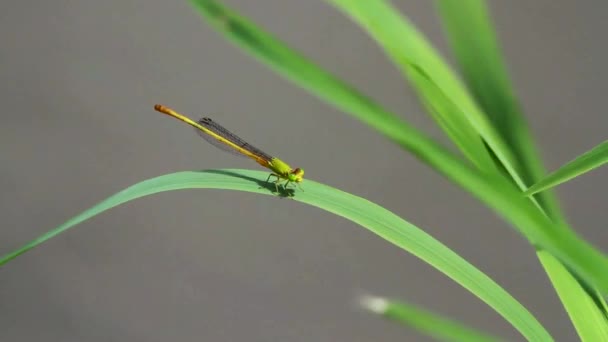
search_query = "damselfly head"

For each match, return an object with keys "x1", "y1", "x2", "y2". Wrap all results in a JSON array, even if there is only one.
[{"x1": 289, "y1": 168, "x2": 304, "y2": 183}]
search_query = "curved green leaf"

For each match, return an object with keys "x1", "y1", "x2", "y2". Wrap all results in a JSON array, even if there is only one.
[
  {"x1": 360, "y1": 295, "x2": 502, "y2": 342},
  {"x1": 525, "y1": 141, "x2": 608, "y2": 196},
  {"x1": 1, "y1": 169, "x2": 551, "y2": 341}
]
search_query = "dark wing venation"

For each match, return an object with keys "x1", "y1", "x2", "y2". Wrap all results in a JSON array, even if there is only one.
[{"x1": 195, "y1": 117, "x2": 273, "y2": 161}]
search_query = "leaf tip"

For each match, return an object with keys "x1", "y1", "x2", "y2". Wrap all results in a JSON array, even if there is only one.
[{"x1": 359, "y1": 294, "x2": 389, "y2": 314}]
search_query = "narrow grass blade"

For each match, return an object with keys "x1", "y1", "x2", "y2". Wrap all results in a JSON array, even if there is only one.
[
  {"x1": 187, "y1": 0, "x2": 419, "y2": 155},
  {"x1": 324, "y1": 0, "x2": 526, "y2": 190},
  {"x1": 537, "y1": 250, "x2": 608, "y2": 341},
  {"x1": 435, "y1": 0, "x2": 608, "y2": 326},
  {"x1": 434, "y1": 0, "x2": 563, "y2": 221},
  {"x1": 596, "y1": 288, "x2": 608, "y2": 318},
  {"x1": 402, "y1": 63, "x2": 498, "y2": 172},
  {"x1": 186, "y1": 0, "x2": 608, "y2": 294},
  {"x1": 525, "y1": 141, "x2": 608, "y2": 196},
  {"x1": 360, "y1": 295, "x2": 502, "y2": 342},
  {"x1": 0, "y1": 169, "x2": 552, "y2": 341}
]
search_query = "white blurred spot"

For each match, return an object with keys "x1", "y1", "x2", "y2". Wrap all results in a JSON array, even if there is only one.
[{"x1": 359, "y1": 294, "x2": 389, "y2": 314}]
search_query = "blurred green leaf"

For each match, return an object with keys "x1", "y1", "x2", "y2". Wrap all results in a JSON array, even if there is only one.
[
  {"x1": 434, "y1": 0, "x2": 563, "y2": 221},
  {"x1": 525, "y1": 141, "x2": 608, "y2": 195},
  {"x1": 361, "y1": 295, "x2": 502, "y2": 342},
  {"x1": 0, "y1": 169, "x2": 552, "y2": 341}
]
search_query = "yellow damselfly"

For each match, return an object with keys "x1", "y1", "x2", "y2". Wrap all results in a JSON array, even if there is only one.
[{"x1": 155, "y1": 104, "x2": 304, "y2": 192}]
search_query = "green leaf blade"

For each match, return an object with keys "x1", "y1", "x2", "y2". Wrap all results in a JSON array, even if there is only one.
[
  {"x1": 1, "y1": 169, "x2": 552, "y2": 341},
  {"x1": 187, "y1": 0, "x2": 416, "y2": 147},
  {"x1": 538, "y1": 251, "x2": 608, "y2": 341},
  {"x1": 435, "y1": 0, "x2": 608, "y2": 331},
  {"x1": 361, "y1": 295, "x2": 503, "y2": 342},
  {"x1": 324, "y1": 0, "x2": 526, "y2": 188},
  {"x1": 525, "y1": 140, "x2": 608, "y2": 195},
  {"x1": 433, "y1": 0, "x2": 564, "y2": 221}
]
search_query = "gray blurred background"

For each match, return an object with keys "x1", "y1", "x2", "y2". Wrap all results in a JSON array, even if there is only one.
[{"x1": 1, "y1": 0, "x2": 606, "y2": 341}]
